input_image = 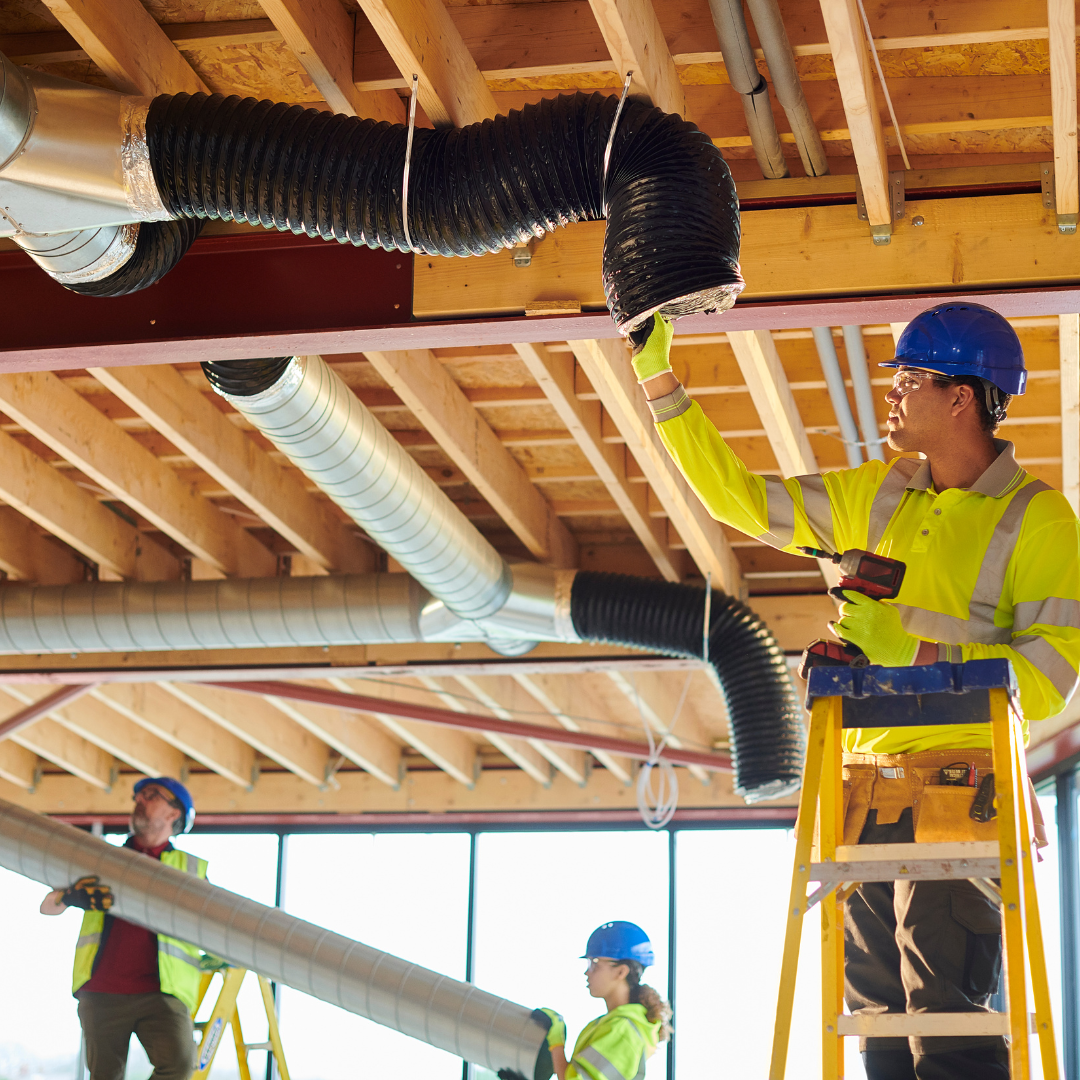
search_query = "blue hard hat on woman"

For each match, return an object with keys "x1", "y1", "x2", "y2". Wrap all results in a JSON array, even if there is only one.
[
  {"x1": 879, "y1": 302, "x2": 1027, "y2": 395},
  {"x1": 581, "y1": 921, "x2": 655, "y2": 967}
]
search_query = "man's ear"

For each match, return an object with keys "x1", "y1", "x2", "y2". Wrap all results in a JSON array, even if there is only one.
[{"x1": 949, "y1": 382, "x2": 977, "y2": 418}]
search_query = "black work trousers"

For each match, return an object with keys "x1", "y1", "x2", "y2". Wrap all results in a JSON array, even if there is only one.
[
  {"x1": 77, "y1": 992, "x2": 195, "y2": 1080},
  {"x1": 844, "y1": 809, "x2": 1010, "y2": 1080}
]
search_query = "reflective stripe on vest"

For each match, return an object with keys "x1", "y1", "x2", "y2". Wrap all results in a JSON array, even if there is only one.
[
  {"x1": 574, "y1": 1021, "x2": 646, "y2": 1080},
  {"x1": 866, "y1": 458, "x2": 920, "y2": 551},
  {"x1": 72, "y1": 846, "x2": 207, "y2": 1012}
]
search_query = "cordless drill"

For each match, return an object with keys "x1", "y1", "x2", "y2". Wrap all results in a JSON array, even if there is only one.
[{"x1": 797, "y1": 547, "x2": 907, "y2": 679}]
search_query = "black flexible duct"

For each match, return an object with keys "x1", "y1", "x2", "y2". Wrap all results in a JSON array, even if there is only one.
[
  {"x1": 141, "y1": 91, "x2": 742, "y2": 333},
  {"x1": 62, "y1": 218, "x2": 203, "y2": 297},
  {"x1": 201, "y1": 356, "x2": 293, "y2": 397},
  {"x1": 569, "y1": 571, "x2": 804, "y2": 801}
]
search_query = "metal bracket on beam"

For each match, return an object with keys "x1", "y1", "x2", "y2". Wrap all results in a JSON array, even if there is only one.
[
  {"x1": 1040, "y1": 161, "x2": 1077, "y2": 234},
  {"x1": 856, "y1": 172, "x2": 905, "y2": 245}
]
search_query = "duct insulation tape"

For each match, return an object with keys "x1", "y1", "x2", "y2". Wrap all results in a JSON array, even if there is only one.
[
  {"x1": 143, "y1": 91, "x2": 744, "y2": 333},
  {"x1": 569, "y1": 571, "x2": 804, "y2": 801}
]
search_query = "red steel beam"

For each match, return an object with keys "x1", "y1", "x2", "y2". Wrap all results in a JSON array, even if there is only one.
[
  {"x1": 0, "y1": 683, "x2": 96, "y2": 739},
  {"x1": 210, "y1": 679, "x2": 734, "y2": 772},
  {"x1": 3, "y1": 229, "x2": 1080, "y2": 370}
]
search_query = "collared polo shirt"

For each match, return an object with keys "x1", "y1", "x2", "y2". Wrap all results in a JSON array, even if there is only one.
[{"x1": 649, "y1": 386, "x2": 1080, "y2": 755}]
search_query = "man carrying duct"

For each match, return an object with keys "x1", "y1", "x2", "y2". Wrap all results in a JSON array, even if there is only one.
[
  {"x1": 40, "y1": 777, "x2": 209, "y2": 1080},
  {"x1": 630, "y1": 304, "x2": 1080, "y2": 1080}
]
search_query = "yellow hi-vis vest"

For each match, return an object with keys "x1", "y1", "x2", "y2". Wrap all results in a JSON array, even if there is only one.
[
  {"x1": 72, "y1": 845, "x2": 207, "y2": 1011},
  {"x1": 566, "y1": 1004, "x2": 660, "y2": 1080},
  {"x1": 649, "y1": 387, "x2": 1080, "y2": 754}
]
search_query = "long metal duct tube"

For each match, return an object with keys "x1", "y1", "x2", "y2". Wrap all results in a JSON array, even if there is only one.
[
  {"x1": 812, "y1": 327, "x2": 863, "y2": 469},
  {"x1": 743, "y1": 0, "x2": 829, "y2": 177},
  {"x1": 707, "y1": 0, "x2": 788, "y2": 179},
  {"x1": 0, "y1": 54, "x2": 744, "y2": 334},
  {"x1": 0, "y1": 797, "x2": 551, "y2": 1079},
  {"x1": 842, "y1": 325, "x2": 886, "y2": 463}
]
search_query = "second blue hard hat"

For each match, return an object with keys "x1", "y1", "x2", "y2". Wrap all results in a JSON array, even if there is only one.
[
  {"x1": 134, "y1": 776, "x2": 196, "y2": 834},
  {"x1": 879, "y1": 302, "x2": 1027, "y2": 396},
  {"x1": 582, "y1": 921, "x2": 655, "y2": 967}
]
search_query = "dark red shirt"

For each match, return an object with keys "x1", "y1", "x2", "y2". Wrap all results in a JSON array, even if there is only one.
[{"x1": 81, "y1": 837, "x2": 171, "y2": 995}]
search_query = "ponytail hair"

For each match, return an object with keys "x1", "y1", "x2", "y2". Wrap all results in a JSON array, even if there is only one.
[{"x1": 623, "y1": 960, "x2": 673, "y2": 1041}]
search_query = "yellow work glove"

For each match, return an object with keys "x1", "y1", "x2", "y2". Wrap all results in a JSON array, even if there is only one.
[
  {"x1": 830, "y1": 591, "x2": 920, "y2": 668},
  {"x1": 536, "y1": 1008, "x2": 566, "y2": 1049},
  {"x1": 61, "y1": 875, "x2": 114, "y2": 912},
  {"x1": 629, "y1": 312, "x2": 674, "y2": 384}
]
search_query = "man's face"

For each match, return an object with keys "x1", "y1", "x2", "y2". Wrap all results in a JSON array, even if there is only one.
[
  {"x1": 883, "y1": 367, "x2": 961, "y2": 453},
  {"x1": 131, "y1": 783, "x2": 182, "y2": 837}
]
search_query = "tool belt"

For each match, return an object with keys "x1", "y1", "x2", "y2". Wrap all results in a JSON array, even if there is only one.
[{"x1": 840, "y1": 749, "x2": 1048, "y2": 849}]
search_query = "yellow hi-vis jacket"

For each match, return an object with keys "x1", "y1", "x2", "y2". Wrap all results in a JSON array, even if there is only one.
[
  {"x1": 649, "y1": 387, "x2": 1080, "y2": 755},
  {"x1": 566, "y1": 1004, "x2": 660, "y2": 1080},
  {"x1": 73, "y1": 842, "x2": 207, "y2": 1011}
]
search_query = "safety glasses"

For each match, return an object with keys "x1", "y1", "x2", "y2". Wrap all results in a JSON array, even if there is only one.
[
  {"x1": 890, "y1": 369, "x2": 954, "y2": 397},
  {"x1": 133, "y1": 786, "x2": 182, "y2": 811}
]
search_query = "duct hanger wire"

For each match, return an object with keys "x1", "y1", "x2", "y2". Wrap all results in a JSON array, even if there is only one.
[
  {"x1": 401, "y1": 74, "x2": 420, "y2": 253},
  {"x1": 601, "y1": 71, "x2": 634, "y2": 219},
  {"x1": 854, "y1": 0, "x2": 910, "y2": 171},
  {"x1": 634, "y1": 573, "x2": 712, "y2": 829}
]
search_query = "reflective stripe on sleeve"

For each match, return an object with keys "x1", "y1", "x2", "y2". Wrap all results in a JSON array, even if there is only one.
[
  {"x1": 646, "y1": 385, "x2": 693, "y2": 423},
  {"x1": 158, "y1": 941, "x2": 202, "y2": 969},
  {"x1": 1012, "y1": 636, "x2": 1080, "y2": 700},
  {"x1": 866, "y1": 459, "x2": 920, "y2": 551},
  {"x1": 797, "y1": 474, "x2": 836, "y2": 553},
  {"x1": 76, "y1": 933, "x2": 101, "y2": 949},
  {"x1": 1013, "y1": 597, "x2": 1080, "y2": 634},
  {"x1": 892, "y1": 604, "x2": 1012, "y2": 645},
  {"x1": 756, "y1": 476, "x2": 796, "y2": 549}
]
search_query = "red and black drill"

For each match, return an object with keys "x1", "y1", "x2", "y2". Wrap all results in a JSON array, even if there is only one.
[{"x1": 797, "y1": 546, "x2": 907, "y2": 679}]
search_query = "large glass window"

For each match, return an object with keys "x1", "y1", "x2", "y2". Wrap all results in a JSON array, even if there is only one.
[
  {"x1": 472, "y1": 830, "x2": 670, "y2": 1080},
  {"x1": 278, "y1": 832, "x2": 470, "y2": 1080}
]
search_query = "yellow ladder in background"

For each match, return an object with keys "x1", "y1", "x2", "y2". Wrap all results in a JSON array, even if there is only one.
[
  {"x1": 191, "y1": 967, "x2": 290, "y2": 1080},
  {"x1": 768, "y1": 663, "x2": 1060, "y2": 1079}
]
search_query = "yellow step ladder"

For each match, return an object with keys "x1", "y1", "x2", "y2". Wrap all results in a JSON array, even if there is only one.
[
  {"x1": 191, "y1": 967, "x2": 291, "y2": 1080},
  {"x1": 769, "y1": 658, "x2": 1059, "y2": 1079}
]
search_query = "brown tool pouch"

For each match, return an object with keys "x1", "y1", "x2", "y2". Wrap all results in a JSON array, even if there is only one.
[{"x1": 914, "y1": 782, "x2": 999, "y2": 844}]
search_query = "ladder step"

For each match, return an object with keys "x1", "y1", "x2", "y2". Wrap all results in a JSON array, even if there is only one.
[
  {"x1": 812, "y1": 856, "x2": 1000, "y2": 883},
  {"x1": 834, "y1": 841, "x2": 999, "y2": 861},
  {"x1": 244, "y1": 1042, "x2": 274, "y2": 1052},
  {"x1": 836, "y1": 1013, "x2": 1009, "y2": 1037}
]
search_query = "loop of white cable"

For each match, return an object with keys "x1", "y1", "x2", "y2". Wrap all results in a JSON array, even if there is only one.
[
  {"x1": 854, "y1": 0, "x2": 911, "y2": 171},
  {"x1": 401, "y1": 74, "x2": 420, "y2": 254},
  {"x1": 601, "y1": 71, "x2": 633, "y2": 219}
]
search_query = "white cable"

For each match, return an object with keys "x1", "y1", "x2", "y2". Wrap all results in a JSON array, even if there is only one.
[
  {"x1": 601, "y1": 72, "x2": 634, "y2": 219},
  {"x1": 401, "y1": 74, "x2": 420, "y2": 253},
  {"x1": 854, "y1": 0, "x2": 910, "y2": 171}
]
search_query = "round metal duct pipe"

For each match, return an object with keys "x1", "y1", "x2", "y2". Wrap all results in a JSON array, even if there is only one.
[{"x1": 0, "y1": 797, "x2": 550, "y2": 1079}]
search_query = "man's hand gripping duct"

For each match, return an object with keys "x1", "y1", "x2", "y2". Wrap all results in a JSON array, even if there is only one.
[{"x1": 0, "y1": 52, "x2": 743, "y2": 332}]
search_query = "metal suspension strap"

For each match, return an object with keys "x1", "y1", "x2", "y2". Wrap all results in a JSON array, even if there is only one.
[
  {"x1": 601, "y1": 71, "x2": 634, "y2": 219},
  {"x1": 401, "y1": 74, "x2": 420, "y2": 254}
]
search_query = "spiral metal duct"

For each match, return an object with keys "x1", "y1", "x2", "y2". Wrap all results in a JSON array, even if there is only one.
[
  {"x1": 143, "y1": 90, "x2": 742, "y2": 333},
  {"x1": 204, "y1": 355, "x2": 514, "y2": 624},
  {"x1": 569, "y1": 572, "x2": 804, "y2": 802},
  {"x1": 0, "y1": 797, "x2": 550, "y2": 1078}
]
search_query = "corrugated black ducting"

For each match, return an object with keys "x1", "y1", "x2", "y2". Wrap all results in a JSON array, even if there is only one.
[
  {"x1": 200, "y1": 356, "x2": 294, "y2": 397},
  {"x1": 142, "y1": 91, "x2": 743, "y2": 332},
  {"x1": 569, "y1": 571, "x2": 804, "y2": 801},
  {"x1": 62, "y1": 219, "x2": 203, "y2": 297}
]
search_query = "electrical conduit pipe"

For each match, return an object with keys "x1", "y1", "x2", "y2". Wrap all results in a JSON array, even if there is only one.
[
  {"x1": 0, "y1": 797, "x2": 552, "y2": 1079},
  {"x1": 812, "y1": 326, "x2": 863, "y2": 469},
  {"x1": 842, "y1": 325, "x2": 886, "y2": 462}
]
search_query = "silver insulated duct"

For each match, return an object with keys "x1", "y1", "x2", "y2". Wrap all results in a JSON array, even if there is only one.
[
  {"x1": 202, "y1": 356, "x2": 578, "y2": 648},
  {"x1": 0, "y1": 796, "x2": 550, "y2": 1077}
]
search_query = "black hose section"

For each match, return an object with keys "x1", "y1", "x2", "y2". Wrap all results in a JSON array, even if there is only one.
[
  {"x1": 144, "y1": 91, "x2": 743, "y2": 333},
  {"x1": 569, "y1": 571, "x2": 805, "y2": 802},
  {"x1": 61, "y1": 219, "x2": 203, "y2": 297},
  {"x1": 201, "y1": 356, "x2": 294, "y2": 397}
]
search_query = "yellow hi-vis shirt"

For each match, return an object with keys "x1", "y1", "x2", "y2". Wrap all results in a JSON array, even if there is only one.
[
  {"x1": 648, "y1": 386, "x2": 1080, "y2": 755},
  {"x1": 566, "y1": 1004, "x2": 660, "y2": 1080}
]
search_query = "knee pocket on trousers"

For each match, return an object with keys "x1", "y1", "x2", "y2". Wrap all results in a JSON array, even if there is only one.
[{"x1": 950, "y1": 889, "x2": 1002, "y2": 999}]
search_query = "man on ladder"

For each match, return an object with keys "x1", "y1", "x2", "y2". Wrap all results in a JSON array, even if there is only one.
[
  {"x1": 630, "y1": 304, "x2": 1080, "y2": 1078},
  {"x1": 40, "y1": 777, "x2": 208, "y2": 1080}
]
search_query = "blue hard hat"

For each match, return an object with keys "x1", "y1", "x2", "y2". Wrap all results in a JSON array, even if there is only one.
[
  {"x1": 582, "y1": 922, "x2": 654, "y2": 968},
  {"x1": 879, "y1": 302, "x2": 1027, "y2": 396},
  {"x1": 134, "y1": 776, "x2": 195, "y2": 834}
]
